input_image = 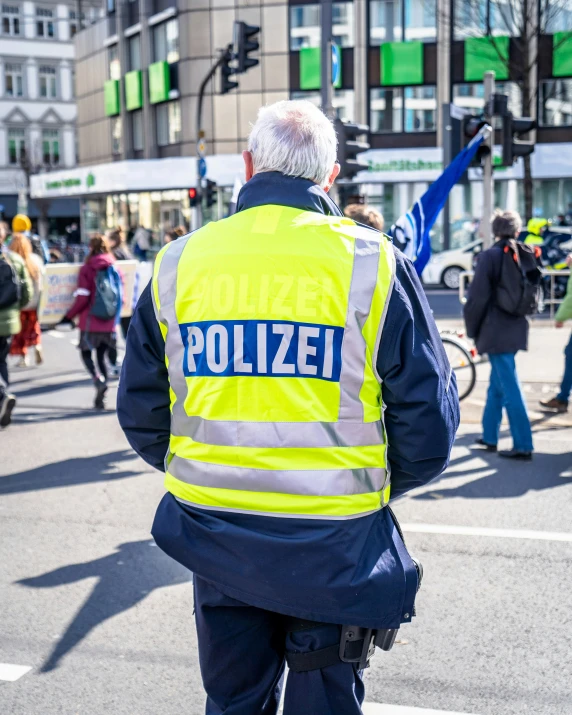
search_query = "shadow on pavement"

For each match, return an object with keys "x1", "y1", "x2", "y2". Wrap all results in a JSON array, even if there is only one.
[
  {"x1": 17, "y1": 540, "x2": 190, "y2": 672},
  {"x1": 414, "y1": 430, "x2": 572, "y2": 500},
  {"x1": 0, "y1": 450, "x2": 142, "y2": 495},
  {"x1": 12, "y1": 377, "x2": 95, "y2": 400},
  {"x1": 12, "y1": 405, "x2": 116, "y2": 424}
]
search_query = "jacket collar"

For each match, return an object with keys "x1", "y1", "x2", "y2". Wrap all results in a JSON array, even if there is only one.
[{"x1": 236, "y1": 172, "x2": 343, "y2": 217}]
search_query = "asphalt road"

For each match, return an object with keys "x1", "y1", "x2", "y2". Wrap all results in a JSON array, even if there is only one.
[{"x1": 1, "y1": 320, "x2": 571, "y2": 715}]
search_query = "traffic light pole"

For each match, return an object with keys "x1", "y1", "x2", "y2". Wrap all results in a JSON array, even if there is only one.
[
  {"x1": 320, "y1": 0, "x2": 334, "y2": 119},
  {"x1": 481, "y1": 71, "x2": 495, "y2": 249}
]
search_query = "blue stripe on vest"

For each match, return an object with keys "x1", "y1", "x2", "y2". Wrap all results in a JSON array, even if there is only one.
[{"x1": 179, "y1": 319, "x2": 344, "y2": 381}]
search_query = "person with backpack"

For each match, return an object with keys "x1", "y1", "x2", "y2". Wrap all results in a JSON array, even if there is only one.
[
  {"x1": 464, "y1": 210, "x2": 540, "y2": 460},
  {"x1": 59, "y1": 235, "x2": 122, "y2": 409},
  {"x1": 0, "y1": 227, "x2": 33, "y2": 428}
]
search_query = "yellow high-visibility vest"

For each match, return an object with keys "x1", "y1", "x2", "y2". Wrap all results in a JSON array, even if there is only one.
[{"x1": 152, "y1": 205, "x2": 395, "y2": 519}]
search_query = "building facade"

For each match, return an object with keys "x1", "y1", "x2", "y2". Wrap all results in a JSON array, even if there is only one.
[
  {"x1": 0, "y1": 0, "x2": 104, "y2": 234},
  {"x1": 31, "y1": 0, "x2": 572, "y2": 250}
]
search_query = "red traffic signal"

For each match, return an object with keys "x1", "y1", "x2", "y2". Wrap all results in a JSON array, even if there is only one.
[{"x1": 189, "y1": 187, "x2": 199, "y2": 207}]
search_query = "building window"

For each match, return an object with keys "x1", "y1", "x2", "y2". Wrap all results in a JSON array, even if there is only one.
[
  {"x1": 132, "y1": 109, "x2": 144, "y2": 151},
  {"x1": 453, "y1": 0, "x2": 518, "y2": 40},
  {"x1": 290, "y1": 3, "x2": 354, "y2": 50},
  {"x1": 2, "y1": 4, "x2": 20, "y2": 35},
  {"x1": 42, "y1": 128, "x2": 60, "y2": 166},
  {"x1": 370, "y1": 88, "x2": 403, "y2": 132},
  {"x1": 109, "y1": 44, "x2": 121, "y2": 80},
  {"x1": 370, "y1": 0, "x2": 436, "y2": 44},
  {"x1": 8, "y1": 127, "x2": 26, "y2": 165},
  {"x1": 153, "y1": 19, "x2": 179, "y2": 63},
  {"x1": 545, "y1": 5, "x2": 572, "y2": 33},
  {"x1": 69, "y1": 9, "x2": 85, "y2": 37},
  {"x1": 112, "y1": 117, "x2": 122, "y2": 154},
  {"x1": 156, "y1": 101, "x2": 181, "y2": 146},
  {"x1": 4, "y1": 61, "x2": 24, "y2": 97},
  {"x1": 291, "y1": 90, "x2": 355, "y2": 121},
  {"x1": 539, "y1": 79, "x2": 572, "y2": 127},
  {"x1": 39, "y1": 66, "x2": 57, "y2": 99},
  {"x1": 36, "y1": 6, "x2": 56, "y2": 38},
  {"x1": 128, "y1": 34, "x2": 141, "y2": 71},
  {"x1": 453, "y1": 81, "x2": 522, "y2": 119},
  {"x1": 404, "y1": 85, "x2": 436, "y2": 131}
]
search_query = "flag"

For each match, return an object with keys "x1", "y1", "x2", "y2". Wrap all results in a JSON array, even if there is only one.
[{"x1": 390, "y1": 127, "x2": 489, "y2": 275}]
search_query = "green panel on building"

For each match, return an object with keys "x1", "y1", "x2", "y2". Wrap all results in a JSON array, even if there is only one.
[
  {"x1": 380, "y1": 42, "x2": 424, "y2": 86},
  {"x1": 104, "y1": 79, "x2": 120, "y2": 117},
  {"x1": 299, "y1": 46, "x2": 342, "y2": 91},
  {"x1": 149, "y1": 61, "x2": 171, "y2": 104},
  {"x1": 553, "y1": 32, "x2": 572, "y2": 77},
  {"x1": 125, "y1": 70, "x2": 143, "y2": 111},
  {"x1": 464, "y1": 36, "x2": 509, "y2": 82}
]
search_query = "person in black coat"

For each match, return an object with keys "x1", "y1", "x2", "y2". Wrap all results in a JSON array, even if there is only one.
[{"x1": 464, "y1": 210, "x2": 533, "y2": 460}]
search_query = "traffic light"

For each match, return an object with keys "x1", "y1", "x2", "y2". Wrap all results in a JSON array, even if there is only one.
[
  {"x1": 205, "y1": 180, "x2": 217, "y2": 208},
  {"x1": 189, "y1": 187, "x2": 199, "y2": 207},
  {"x1": 234, "y1": 21, "x2": 260, "y2": 74},
  {"x1": 501, "y1": 113, "x2": 536, "y2": 166},
  {"x1": 220, "y1": 46, "x2": 238, "y2": 95},
  {"x1": 463, "y1": 114, "x2": 490, "y2": 167},
  {"x1": 335, "y1": 119, "x2": 370, "y2": 182}
]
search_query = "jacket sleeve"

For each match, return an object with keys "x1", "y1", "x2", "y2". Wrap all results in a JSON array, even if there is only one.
[
  {"x1": 66, "y1": 264, "x2": 92, "y2": 320},
  {"x1": 116, "y1": 282, "x2": 171, "y2": 471},
  {"x1": 17, "y1": 258, "x2": 33, "y2": 310},
  {"x1": 377, "y1": 249, "x2": 460, "y2": 499},
  {"x1": 555, "y1": 274, "x2": 572, "y2": 323},
  {"x1": 463, "y1": 251, "x2": 494, "y2": 341}
]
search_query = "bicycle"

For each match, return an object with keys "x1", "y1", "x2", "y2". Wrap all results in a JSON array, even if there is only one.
[{"x1": 440, "y1": 330, "x2": 477, "y2": 401}]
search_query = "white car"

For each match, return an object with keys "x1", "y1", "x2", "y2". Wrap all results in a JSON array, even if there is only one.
[{"x1": 422, "y1": 240, "x2": 483, "y2": 289}]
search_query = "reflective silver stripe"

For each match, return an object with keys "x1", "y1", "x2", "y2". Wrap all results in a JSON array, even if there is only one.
[
  {"x1": 338, "y1": 237, "x2": 381, "y2": 421},
  {"x1": 174, "y1": 496, "x2": 381, "y2": 521},
  {"x1": 170, "y1": 414, "x2": 384, "y2": 448},
  {"x1": 168, "y1": 454, "x2": 386, "y2": 496},
  {"x1": 373, "y1": 246, "x2": 396, "y2": 383}
]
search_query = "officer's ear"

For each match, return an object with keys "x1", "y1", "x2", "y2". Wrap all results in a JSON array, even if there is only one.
[
  {"x1": 243, "y1": 151, "x2": 255, "y2": 181},
  {"x1": 323, "y1": 163, "x2": 340, "y2": 193}
]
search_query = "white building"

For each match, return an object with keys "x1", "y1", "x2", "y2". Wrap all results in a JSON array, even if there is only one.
[{"x1": 0, "y1": 0, "x2": 103, "y2": 234}]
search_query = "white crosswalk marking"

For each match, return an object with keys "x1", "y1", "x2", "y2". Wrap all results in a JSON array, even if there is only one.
[
  {"x1": 363, "y1": 705, "x2": 479, "y2": 715},
  {"x1": 401, "y1": 523, "x2": 572, "y2": 542},
  {"x1": 0, "y1": 663, "x2": 32, "y2": 682}
]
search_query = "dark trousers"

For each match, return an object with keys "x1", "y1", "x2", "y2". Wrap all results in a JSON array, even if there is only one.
[
  {"x1": 0, "y1": 335, "x2": 11, "y2": 399},
  {"x1": 193, "y1": 575, "x2": 365, "y2": 715},
  {"x1": 81, "y1": 345, "x2": 109, "y2": 382},
  {"x1": 557, "y1": 332, "x2": 572, "y2": 403}
]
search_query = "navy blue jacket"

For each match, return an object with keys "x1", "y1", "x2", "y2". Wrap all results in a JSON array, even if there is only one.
[{"x1": 117, "y1": 173, "x2": 459, "y2": 629}]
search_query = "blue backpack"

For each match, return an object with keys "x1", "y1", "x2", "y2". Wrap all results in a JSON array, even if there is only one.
[{"x1": 90, "y1": 265, "x2": 122, "y2": 320}]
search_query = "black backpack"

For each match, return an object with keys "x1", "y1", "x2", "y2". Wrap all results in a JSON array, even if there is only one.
[
  {"x1": 0, "y1": 254, "x2": 21, "y2": 310},
  {"x1": 496, "y1": 239, "x2": 543, "y2": 317}
]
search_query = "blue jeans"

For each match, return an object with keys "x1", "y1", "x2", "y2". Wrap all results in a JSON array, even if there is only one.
[
  {"x1": 483, "y1": 353, "x2": 533, "y2": 452},
  {"x1": 557, "y1": 333, "x2": 572, "y2": 403}
]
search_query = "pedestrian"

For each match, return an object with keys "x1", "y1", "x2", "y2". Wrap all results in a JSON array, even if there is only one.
[
  {"x1": 133, "y1": 224, "x2": 151, "y2": 260},
  {"x1": 118, "y1": 100, "x2": 459, "y2": 713},
  {"x1": 163, "y1": 227, "x2": 185, "y2": 244},
  {"x1": 67, "y1": 222, "x2": 81, "y2": 245},
  {"x1": 7, "y1": 233, "x2": 45, "y2": 367},
  {"x1": 0, "y1": 227, "x2": 33, "y2": 428},
  {"x1": 540, "y1": 253, "x2": 572, "y2": 413},
  {"x1": 108, "y1": 228, "x2": 133, "y2": 261},
  {"x1": 464, "y1": 210, "x2": 535, "y2": 460},
  {"x1": 59, "y1": 235, "x2": 122, "y2": 410},
  {"x1": 344, "y1": 203, "x2": 385, "y2": 231}
]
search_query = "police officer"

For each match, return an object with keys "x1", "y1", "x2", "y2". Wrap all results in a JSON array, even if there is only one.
[{"x1": 118, "y1": 100, "x2": 459, "y2": 714}]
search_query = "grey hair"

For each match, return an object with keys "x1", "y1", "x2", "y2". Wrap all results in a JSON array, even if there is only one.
[
  {"x1": 247, "y1": 100, "x2": 338, "y2": 188},
  {"x1": 491, "y1": 209, "x2": 522, "y2": 238}
]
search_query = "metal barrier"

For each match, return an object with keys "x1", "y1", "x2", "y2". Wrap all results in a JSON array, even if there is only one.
[{"x1": 459, "y1": 269, "x2": 571, "y2": 319}]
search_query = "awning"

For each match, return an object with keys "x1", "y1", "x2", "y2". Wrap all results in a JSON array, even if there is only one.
[{"x1": 0, "y1": 195, "x2": 80, "y2": 219}]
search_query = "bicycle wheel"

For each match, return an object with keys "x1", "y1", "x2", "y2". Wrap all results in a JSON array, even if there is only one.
[{"x1": 441, "y1": 336, "x2": 477, "y2": 401}]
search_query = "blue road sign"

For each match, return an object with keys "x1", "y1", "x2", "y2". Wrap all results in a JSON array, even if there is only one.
[
  {"x1": 331, "y1": 44, "x2": 341, "y2": 86},
  {"x1": 198, "y1": 157, "x2": 207, "y2": 179}
]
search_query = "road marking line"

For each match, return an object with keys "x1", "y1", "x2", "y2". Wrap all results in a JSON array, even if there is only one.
[
  {"x1": 363, "y1": 705, "x2": 479, "y2": 715},
  {"x1": 0, "y1": 663, "x2": 32, "y2": 681},
  {"x1": 402, "y1": 523, "x2": 572, "y2": 543}
]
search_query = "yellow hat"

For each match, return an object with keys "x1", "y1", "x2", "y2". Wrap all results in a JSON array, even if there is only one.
[{"x1": 12, "y1": 214, "x2": 32, "y2": 233}]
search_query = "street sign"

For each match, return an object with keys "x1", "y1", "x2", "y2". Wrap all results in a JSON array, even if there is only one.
[
  {"x1": 197, "y1": 139, "x2": 206, "y2": 157},
  {"x1": 198, "y1": 157, "x2": 207, "y2": 179},
  {"x1": 331, "y1": 44, "x2": 341, "y2": 86}
]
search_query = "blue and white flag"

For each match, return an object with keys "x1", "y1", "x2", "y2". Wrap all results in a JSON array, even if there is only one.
[{"x1": 391, "y1": 128, "x2": 489, "y2": 275}]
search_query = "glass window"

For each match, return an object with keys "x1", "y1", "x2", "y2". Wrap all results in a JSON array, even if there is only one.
[
  {"x1": 36, "y1": 6, "x2": 55, "y2": 38},
  {"x1": 132, "y1": 109, "x2": 144, "y2": 151},
  {"x1": 128, "y1": 34, "x2": 141, "y2": 71},
  {"x1": 404, "y1": 85, "x2": 436, "y2": 131},
  {"x1": 154, "y1": 19, "x2": 179, "y2": 63},
  {"x1": 8, "y1": 127, "x2": 26, "y2": 165},
  {"x1": 156, "y1": 101, "x2": 181, "y2": 146},
  {"x1": 109, "y1": 45, "x2": 121, "y2": 80},
  {"x1": 405, "y1": 0, "x2": 436, "y2": 42},
  {"x1": 1, "y1": 4, "x2": 20, "y2": 36},
  {"x1": 291, "y1": 90, "x2": 355, "y2": 121},
  {"x1": 42, "y1": 128, "x2": 60, "y2": 166},
  {"x1": 112, "y1": 117, "x2": 122, "y2": 154},
  {"x1": 453, "y1": 0, "x2": 519, "y2": 40},
  {"x1": 290, "y1": 3, "x2": 353, "y2": 50},
  {"x1": 39, "y1": 65, "x2": 57, "y2": 99},
  {"x1": 453, "y1": 82, "x2": 522, "y2": 119},
  {"x1": 539, "y1": 79, "x2": 572, "y2": 127},
  {"x1": 545, "y1": 5, "x2": 572, "y2": 33},
  {"x1": 5, "y1": 61, "x2": 24, "y2": 97},
  {"x1": 370, "y1": 88, "x2": 403, "y2": 132},
  {"x1": 370, "y1": 0, "x2": 436, "y2": 44}
]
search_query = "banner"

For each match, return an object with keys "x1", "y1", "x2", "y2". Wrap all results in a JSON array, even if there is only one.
[{"x1": 39, "y1": 260, "x2": 138, "y2": 325}]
